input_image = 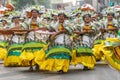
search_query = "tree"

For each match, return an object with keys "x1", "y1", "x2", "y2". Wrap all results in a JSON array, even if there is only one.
[{"x1": 11, "y1": 0, "x2": 50, "y2": 10}]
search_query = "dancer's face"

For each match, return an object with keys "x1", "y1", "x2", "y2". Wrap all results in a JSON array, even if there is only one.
[
  {"x1": 107, "y1": 14, "x2": 113, "y2": 21},
  {"x1": 59, "y1": 14, "x2": 65, "y2": 23},
  {"x1": 84, "y1": 15, "x2": 91, "y2": 23}
]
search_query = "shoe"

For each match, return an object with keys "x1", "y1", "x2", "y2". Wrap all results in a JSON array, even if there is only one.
[
  {"x1": 29, "y1": 67, "x2": 33, "y2": 71},
  {"x1": 57, "y1": 70, "x2": 64, "y2": 73},
  {"x1": 83, "y1": 66, "x2": 90, "y2": 70},
  {"x1": 35, "y1": 64, "x2": 39, "y2": 71}
]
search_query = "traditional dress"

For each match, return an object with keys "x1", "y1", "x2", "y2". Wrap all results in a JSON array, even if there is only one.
[
  {"x1": 0, "y1": 22, "x2": 9, "y2": 60},
  {"x1": 103, "y1": 19, "x2": 119, "y2": 39},
  {"x1": 40, "y1": 22, "x2": 72, "y2": 72},
  {"x1": 4, "y1": 30, "x2": 28, "y2": 67},
  {"x1": 100, "y1": 37, "x2": 120, "y2": 71},
  {"x1": 93, "y1": 18, "x2": 119, "y2": 61},
  {"x1": 20, "y1": 17, "x2": 48, "y2": 68},
  {"x1": 0, "y1": 30, "x2": 9, "y2": 61},
  {"x1": 72, "y1": 22, "x2": 96, "y2": 69},
  {"x1": 0, "y1": 19, "x2": 11, "y2": 61}
]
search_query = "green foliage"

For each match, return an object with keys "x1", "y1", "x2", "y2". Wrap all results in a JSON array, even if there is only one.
[{"x1": 11, "y1": 0, "x2": 50, "y2": 10}]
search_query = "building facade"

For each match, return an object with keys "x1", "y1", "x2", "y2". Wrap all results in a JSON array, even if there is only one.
[
  {"x1": 50, "y1": 0, "x2": 72, "y2": 10},
  {"x1": 76, "y1": 0, "x2": 118, "y2": 12}
]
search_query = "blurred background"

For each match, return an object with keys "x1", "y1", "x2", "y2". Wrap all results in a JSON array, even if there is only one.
[{"x1": 1, "y1": 0, "x2": 120, "y2": 12}]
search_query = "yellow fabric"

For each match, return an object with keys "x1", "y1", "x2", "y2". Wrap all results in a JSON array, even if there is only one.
[
  {"x1": 83, "y1": 25, "x2": 91, "y2": 30},
  {"x1": 106, "y1": 38, "x2": 120, "y2": 43},
  {"x1": 19, "y1": 44, "x2": 48, "y2": 66},
  {"x1": 71, "y1": 49, "x2": 96, "y2": 69},
  {"x1": 98, "y1": 38, "x2": 120, "y2": 71},
  {"x1": 76, "y1": 56, "x2": 96, "y2": 69},
  {"x1": 43, "y1": 43, "x2": 49, "y2": 50},
  {"x1": 108, "y1": 22, "x2": 114, "y2": 29},
  {"x1": 101, "y1": 47, "x2": 120, "y2": 71},
  {"x1": 93, "y1": 42, "x2": 104, "y2": 60},
  {"x1": 20, "y1": 49, "x2": 47, "y2": 66},
  {"x1": 114, "y1": 46, "x2": 120, "y2": 60},
  {"x1": 58, "y1": 23, "x2": 64, "y2": 31},
  {"x1": 0, "y1": 48, "x2": 7, "y2": 60},
  {"x1": 21, "y1": 60, "x2": 31, "y2": 66},
  {"x1": 71, "y1": 49, "x2": 77, "y2": 66},
  {"x1": 4, "y1": 56, "x2": 21, "y2": 66},
  {"x1": 35, "y1": 49, "x2": 46, "y2": 66},
  {"x1": 20, "y1": 51, "x2": 34, "y2": 61},
  {"x1": 41, "y1": 59, "x2": 70, "y2": 72},
  {"x1": 20, "y1": 51, "x2": 35, "y2": 65},
  {"x1": 30, "y1": 21, "x2": 39, "y2": 29}
]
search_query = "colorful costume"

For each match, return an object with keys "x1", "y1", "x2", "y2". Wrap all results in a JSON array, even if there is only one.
[
  {"x1": 4, "y1": 30, "x2": 27, "y2": 66},
  {"x1": 0, "y1": 30, "x2": 12, "y2": 61},
  {"x1": 103, "y1": 19, "x2": 119, "y2": 39},
  {"x1": 72, "y1": 22, "x2": 96, "y2": 69},
  {"x1": 93, "y1": 18, "x2": 119, "y2": 60},
  {"x1": 100, "y1": 38, "x2": 120, "y2": 71},
  {"x1": 40, "y1": 22, "x2": 72, "y2": 72},
  {"x1": 20, "y1": 20, "x2": 49, "y2": 68}
]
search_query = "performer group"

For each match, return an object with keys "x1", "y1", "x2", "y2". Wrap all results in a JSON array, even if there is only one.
[{"x1": 0, "y1": 1, "x2": 120, "y2": 73}]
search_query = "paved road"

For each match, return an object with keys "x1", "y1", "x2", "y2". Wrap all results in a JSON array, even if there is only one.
[{"x1": 0, "y1": 64, "x2": 120, "y2": 80}]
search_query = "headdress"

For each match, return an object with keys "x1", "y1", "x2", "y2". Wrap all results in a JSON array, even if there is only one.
[{"x1": 81, "y1": 4, "x2": 95, "y2": 17}]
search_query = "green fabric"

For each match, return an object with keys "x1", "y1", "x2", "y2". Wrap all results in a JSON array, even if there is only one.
[
  {"x1": 47, "y1": 52, "x2": 71, "y2": 59},
  {"x1": 117, "y1": 30, "x2": 120, "y2": 39},
  {"x1": 76, "y1": 46, "x2": 93, "y2": 56},
  {"x1": 24, "y1": 47, "x2": 42, "y2": 52},
  {"x1": 8, "y1": 50, "x2": 21, "y2": 56},
  {"x1": 8, "y1": 43, "x2": 23, "y2": 52},
  {"x1": 94, "y1": 40, "x2": 104, "y2": 45},
  {"x1": 22, "y1": 41, "x2": 47, "y2": 51},
  {"x1": 118, "y1": 30, "x2": 120, "y2": 35},
  {"x1": 0, "y1": 41, "x2": 8, "y2": 48},
  {"x1": 46, "y1": 46, "x2": 72, "y2": 58}
]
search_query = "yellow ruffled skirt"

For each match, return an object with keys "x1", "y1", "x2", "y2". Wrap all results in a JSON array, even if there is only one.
[
  {"x1": 99, "y1": 38, "x2": 120, "y2": 71},
  {"x1": 101, "y1": 47, "x2": 120, "y2": 71},
  {"x1": 4, "y1": 56, "x2": 21, "y2": 67},
  {"x1": 35, "y1": 49, "x2": 46, "y2": 66},
  {"x1": 0, "y1": 48, "x2": 7, "y2": 60},
  {"x1": 20, "y1": 50, "x2": 36, "y2": 66},
  {"x1": 71, "y1": 50, "x2": 96, "y2": 69},
  {"x1": 93, "y1": 43, "x2": 104, "y2": 60},
  {"x1": 40, "y1": 59, "x2": 70, "y2": 72},
  {"x1": 20, "y1": 41, "x2": 49, "y2": 66},
  {"x1": 20, "y1": 49, "x2": 46, "y2": 66}
]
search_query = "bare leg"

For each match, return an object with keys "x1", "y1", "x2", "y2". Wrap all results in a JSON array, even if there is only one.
[
  {"x1": 35, "y1": 64, "x2": 39, "y2": 71},
  {"x1": 83, "y1": 66, "x2": 90, "y2": 70},
  {"x1": 57, "y1": 70, "x2": 64, "y2": 73},
  {"x1": 29, "y1": 60, "x2": 33, "y2": 71}
]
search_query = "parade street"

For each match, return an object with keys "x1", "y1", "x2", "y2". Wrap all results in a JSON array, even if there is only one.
[
  {"x1": 0, "y1": 63, "x2": 120, "y2": 80},
  {"x1": 0, "y1": 0, "x2": 120, "y2": 80}
]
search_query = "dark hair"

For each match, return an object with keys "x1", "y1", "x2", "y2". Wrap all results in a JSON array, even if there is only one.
[
  {"x1": 31, "y1": 9, "x2": 39, "y2": 13},
  {"x1": 58, "y1": 13, "x2": 66, "y2": 17},
  {"x1": 76, "y1": 13, "x2": 81, "y2": 17},
  {"x1": 51, "y1": 14, "x2": 54, "y2": 17},
  {"x1": 12, "y1": 16, "x2": 19, "y2": 22},
  {"x1": 83, "y1": 14, "x2": 91, "y2": 21},
  {"x1": 51, "y1": 14, "x2": 58, "y2": 17},
  {"x1": 1, "y1": 20, "x2": 7, "y2": 23},
  {"x1": 107, "y1": 13, "x2": 114, "y2": 17},
  {"x1": 44, "y1": 17, "x2": 50, "y2": 20}
]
